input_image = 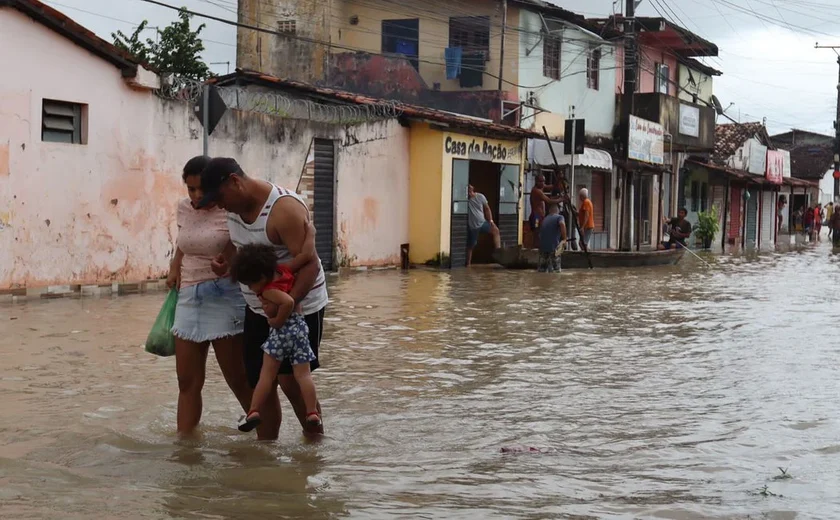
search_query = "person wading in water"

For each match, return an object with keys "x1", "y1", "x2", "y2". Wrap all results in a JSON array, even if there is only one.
[
  {"x1": 199, "y1": 157, "x2": 328, "y2": 440},
  {"x1": 528, "y1": 175, "x2": 563, "y2": 247}
]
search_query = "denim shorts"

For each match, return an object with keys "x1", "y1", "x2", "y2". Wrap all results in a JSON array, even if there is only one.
[
  {"x1": 171, "y1": 277, "x2": 246, "y2": 343},
  {"x1": 468, "y1": 220, "x2": 492, "y2": 248}
]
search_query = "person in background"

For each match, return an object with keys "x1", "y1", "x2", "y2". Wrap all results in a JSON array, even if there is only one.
[
  {"x1": 537, "y1": 204, "x2": 567, "y2": 273},
  {"x1": 814, "y1": 204, "x2": 823, "y2": 241},
  {"x1": 528, "y1": 175, "x2": 562, "y2": 246},
  {"x1": 804, "y1": 204, "x2": 814, "y2": 240},
  {"x1": 167, "y1": 156, "x2": 251, "y2": 436},
  {"x1": 466, "y1": 184, "x2": 501, "y2": 267},
  {"x1": 831, "y1": 205, "x2": 840, "y2": 247},
  {"x1": 776, "y1": 195, "x2": 787, "y2": 237},
  {"x1": 826, "y1": 202, "x2": 835, "y2": 241},
  {"x1": 793, "y1": 206, "x2": 804, "y2": 235},
  {"x1": 660, "y1": 208, "x2": 692, "y2": 250},
  {"x1": 577, "y1": 188, "x2": 595, "y2": 251}
]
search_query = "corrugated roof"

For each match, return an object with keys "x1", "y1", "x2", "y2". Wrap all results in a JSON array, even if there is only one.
[
  {"x1": 714, "y1": 122, "x2": 768, "y2": 161},
  {"x1": 680, "y1": 57, "x2": 722, "y2": 77},
  {"x1": 687, "y1": 159, "x2": 817, "y2": 188},
  {"x1": 589, "y1": 16, "x2": 718, "y2": 56},
  {"x1": 789, "y1": 143, "x2": 834, "y2": 180},
  {"x1": 0, "y1": 0, "x2": 141, "y2": 75},
  {"x1": 510, "y1": 0, "x2": 604, "y2": 35},
  {"x1": 212, "y1": 69, "x2": 541, "y2": 140}
]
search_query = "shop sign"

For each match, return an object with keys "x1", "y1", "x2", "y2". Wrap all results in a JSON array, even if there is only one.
[
  {"x1": 765, "y1": 150, "x2": 785, "y2": 184},
  {"x1": 746, "y1": 139, "x2": 767, "y2": 175},
  {"x1": 679, "y1": 104, "x2": 700, "y2": 138},
  {"x1": 628, "y1": 115, "x2": 664, "y2": 165},
  {"x1": 444, "y1": 134, "x2": 522, "y2": 164}
]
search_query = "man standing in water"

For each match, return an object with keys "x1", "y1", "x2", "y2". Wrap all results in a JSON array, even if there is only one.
[
  {"x1": 577, "y1": 188, "x2": 595, "y2": 251},
  {"x1": 199, "y1": 158, "x2": 328, "y2": 439},
  {"x1": 466, "y1": 184, "x2": 501, "y2": 267},
  {"x1": 538, "y1": 204, "x2": 567, "y2": 273}
]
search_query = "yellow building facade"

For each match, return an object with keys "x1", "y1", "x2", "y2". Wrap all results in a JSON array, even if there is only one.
[{"x1": 408, "y1": 123, "x2": 526, "y2": 267}]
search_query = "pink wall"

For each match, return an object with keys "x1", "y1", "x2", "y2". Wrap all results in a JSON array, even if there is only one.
[
  {"x1": 0, "y1": 9, "x2": 189, "y2": 289},
  {"x1": 0, "y1": 8, "x2": 411, "y2": 289},
  {"x1": 614, "y1": 45, "x2": 679, "y2": 95}
]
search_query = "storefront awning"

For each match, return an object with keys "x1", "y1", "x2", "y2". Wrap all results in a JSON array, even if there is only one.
[
  {"x1": 531, "y1": 140, "x2": 613, "y2": 171},
  {"x1": 687, "y1": 159, "x2": 818, "y2": 188}
]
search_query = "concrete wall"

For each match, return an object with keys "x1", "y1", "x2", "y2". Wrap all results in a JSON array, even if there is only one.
[
  {"x1": 335, "y1": 120, "x2": 411, "y2": 267},
  {"x1": 0, "y1": 8, "x2": 187, "y2": 289},
  {"x1": 332, "y1": 0, "x2": 520, "y2": 95},
  {"x1": 678, "y1": 64, "x2": 713, "y2": 105},
  {"x1": 408, "y1": 123, "x2": 445, "y2": 264},
  {"x1": 0, "y1": 8, "x2": 410, "y2": 289},
  {"x1": 237, "y1": 0, "x2": 331, "y2": 84},
  {"x1": 615, "y1": 44, "x2": 678, "y2": 95},
  {"x1": 518, "y1": 10, "x2": 617, "y2": 137},
  {"x1": 239, "y1": 0, "x2": 520, "y2": 95}
]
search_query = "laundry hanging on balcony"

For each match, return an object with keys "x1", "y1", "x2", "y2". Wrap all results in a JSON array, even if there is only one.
[{"x1": 445, "y1": 47, "x2": 463, "y2": 80}]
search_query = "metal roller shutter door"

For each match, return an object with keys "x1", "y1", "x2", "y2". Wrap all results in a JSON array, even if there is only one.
[{"x1": 313, "y1": 139, "x2": 335, "y2": 271}]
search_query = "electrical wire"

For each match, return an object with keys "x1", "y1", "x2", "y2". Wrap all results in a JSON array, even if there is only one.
[{"x1": 132, "y1": 0, "x2": 617, "y2": 89}]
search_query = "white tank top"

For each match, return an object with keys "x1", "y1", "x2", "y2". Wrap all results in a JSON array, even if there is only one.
[{"x1": 227, "y1": 184, "x2": 328, "y2": 316}]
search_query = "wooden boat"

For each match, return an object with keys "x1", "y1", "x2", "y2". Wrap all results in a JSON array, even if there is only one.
[{"x1": 493, "y1": 246, "x2": 685, "y2": 270}]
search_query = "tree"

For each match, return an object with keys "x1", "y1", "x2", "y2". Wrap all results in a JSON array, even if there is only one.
[{"x1": 113, "y1": 9, "x2": 211, "y2": 80}]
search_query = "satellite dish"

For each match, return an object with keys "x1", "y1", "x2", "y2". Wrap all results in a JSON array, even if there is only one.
[{"x1": 711, "y1": 95, "x2": 725, "y2": 115}]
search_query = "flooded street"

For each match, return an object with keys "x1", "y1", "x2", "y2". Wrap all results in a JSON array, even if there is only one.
[{"x1": 2, "y1": 246, "x2": 840, "y2": 519}]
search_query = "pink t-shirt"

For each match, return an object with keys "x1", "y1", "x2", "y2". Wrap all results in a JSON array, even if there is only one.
[{"x1": 176, "y1": 198, "x2": 230, "y2": 287}]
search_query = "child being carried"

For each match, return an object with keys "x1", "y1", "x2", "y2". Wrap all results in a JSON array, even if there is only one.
[{"x1": 230, "y1": 227, "x2": 321, "y2": 433}]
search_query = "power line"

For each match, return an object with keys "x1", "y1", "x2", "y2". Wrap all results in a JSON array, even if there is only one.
[{"x1": 44, "y1": 0, "x2": 236, "y2": 48}]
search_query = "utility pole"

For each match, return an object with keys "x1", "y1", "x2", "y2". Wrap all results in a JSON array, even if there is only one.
[
  {"x1": 815, "y1": 44, "x2": 840, "y2": 201},
  {"x1": 498, "y1": 0, "x2": 508, "y2": 91},
  {"x1": 619, "y1": 0, "x2": 637, "y2": 251}
]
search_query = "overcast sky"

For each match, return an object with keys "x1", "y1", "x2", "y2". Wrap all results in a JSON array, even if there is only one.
[{"x1": 42, "y1": 0, "x2": 840, "y2": 135}]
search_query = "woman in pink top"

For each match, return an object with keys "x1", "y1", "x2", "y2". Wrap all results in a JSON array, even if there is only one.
[{"x1": 166, "y1": 156, "x2": 251, "y2": 435}]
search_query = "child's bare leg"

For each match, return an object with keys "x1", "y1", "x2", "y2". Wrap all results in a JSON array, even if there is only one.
[
  {"x1": 292, "y1": 362, "x2": 319, "y2": 416},
  {"x1": 252, "y1": 354, "x2": 281, "y2": 414}
]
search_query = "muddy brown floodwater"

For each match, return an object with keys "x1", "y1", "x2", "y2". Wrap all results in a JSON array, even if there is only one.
[{"x1": 2, "y1": 246, "x2": 840, "y2": 519}]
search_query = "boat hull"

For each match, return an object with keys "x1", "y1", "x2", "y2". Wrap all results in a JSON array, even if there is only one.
[{"x1": 493, "y1": 247, "x2": 685, "y2": 270}]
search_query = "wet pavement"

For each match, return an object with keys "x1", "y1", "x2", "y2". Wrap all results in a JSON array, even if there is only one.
[{"x1": 2, "y1": 245, "x2": 840, "y2": 519}]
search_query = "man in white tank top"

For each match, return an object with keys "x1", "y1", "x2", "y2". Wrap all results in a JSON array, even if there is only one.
[{"x1": 199, "y1": 157, "x2": 328, "y2": 440}]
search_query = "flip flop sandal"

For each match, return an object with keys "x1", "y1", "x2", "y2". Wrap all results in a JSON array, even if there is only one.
[
  {"x1": 304, "y1": 412, "x2": 322, "y2": 430},
  {"x1": 238, "y1": 411, "x2": 262, "y2": 433}
]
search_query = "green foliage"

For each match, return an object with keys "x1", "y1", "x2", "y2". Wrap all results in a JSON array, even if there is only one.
[
  {"x1": 112, "y1": 9, "x2": 211, "y2": 80},
  {"x1": 694, "y1": 206, "x2": 720, "y2": 246}
]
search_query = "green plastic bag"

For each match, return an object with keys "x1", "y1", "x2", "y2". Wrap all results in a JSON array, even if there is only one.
[{"x1": 145, "y1": 289, "x2": 178, "y2": 357}]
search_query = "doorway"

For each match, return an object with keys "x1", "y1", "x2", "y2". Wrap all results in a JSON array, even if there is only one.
[
  {"x1": 634, "y1": 175, "x2": 652, "y2": 248},
  {"x1": 450, "y1": 159, "x2": 519, "y2": 267},
  {"x1": 746, "y1": 188, "x2": 759, "y2": 248}
]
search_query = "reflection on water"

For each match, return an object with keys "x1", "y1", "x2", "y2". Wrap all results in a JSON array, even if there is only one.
[{"x1": 2, "y1": 246, "x2": 840, "y2": 518}]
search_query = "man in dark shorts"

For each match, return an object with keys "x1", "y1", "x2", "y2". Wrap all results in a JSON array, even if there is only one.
[
  {"x1": 466, "y1": 184, "x2": 501, "y2": 267},
  {"x1": 200, "y1": 157, "x2": 328, "y2": 440}
]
